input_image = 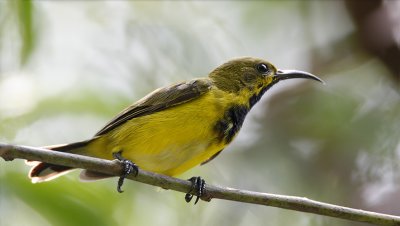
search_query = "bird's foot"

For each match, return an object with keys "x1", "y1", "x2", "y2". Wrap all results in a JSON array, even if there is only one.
[
  {"x1": 112, "y1": 151, "x2": 139, "y2": 193},
  {"x1": 185, "y1": 176, "x2": 206, "y2": 204}
]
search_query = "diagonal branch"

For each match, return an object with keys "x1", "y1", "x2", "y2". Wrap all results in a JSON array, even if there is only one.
[{"x1": 1, "y1": 143, "x2": 399, "y2": 226}]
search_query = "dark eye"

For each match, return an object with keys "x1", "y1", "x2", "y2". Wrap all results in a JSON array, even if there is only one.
[{"x1": 256, "y1": 63, "x2": 269, "y2": 74}]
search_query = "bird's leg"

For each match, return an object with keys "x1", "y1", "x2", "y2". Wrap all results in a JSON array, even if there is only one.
[
  {"x1": 112, "y1": 151, "x2": 139, "y2": 193},
  {"x1": 185, "y1": 176, "x2": 206, "y2": 204}
]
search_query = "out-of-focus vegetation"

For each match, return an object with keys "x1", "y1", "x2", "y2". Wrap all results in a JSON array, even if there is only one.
[{"x1": 1, "y1": 1, "x2": 400, "y2": 226}]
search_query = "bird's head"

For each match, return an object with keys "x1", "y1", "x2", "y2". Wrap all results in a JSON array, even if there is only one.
[{"x1": 209, "y1": 57, "x2": 323, "y2": 108}]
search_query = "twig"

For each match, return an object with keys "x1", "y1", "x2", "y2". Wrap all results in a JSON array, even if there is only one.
[{"x1": 1, "y1": 143, "x2": 399, "y2": 226}]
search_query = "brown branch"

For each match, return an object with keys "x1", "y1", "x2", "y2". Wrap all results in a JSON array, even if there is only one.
[{"x1": 1, "y1": 143, "x2": 399, "y2": 226}]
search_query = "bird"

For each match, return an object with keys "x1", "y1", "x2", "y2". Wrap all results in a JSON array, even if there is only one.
[{"x1": 28, "y1": 57, "x2": 323, "y2": 204}]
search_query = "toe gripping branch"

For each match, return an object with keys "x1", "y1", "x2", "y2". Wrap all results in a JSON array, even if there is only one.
[
  {"x1": 113, "y1": 151, "x2": 139, "y2": 193},
  {"x1": 185, "y1": 176, "x2": 206, "y2": 204}
]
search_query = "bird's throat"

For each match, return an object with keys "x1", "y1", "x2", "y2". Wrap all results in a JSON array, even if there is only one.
[
  {"x1": 214, "y1": 105, "x2": 249, "y2": 144},
  {"x1": 214, "y1": 82, "x2": 278, "y2": 144},
  {"x1": 248, "y1": 81, "x2": 277, "y2": 108}
]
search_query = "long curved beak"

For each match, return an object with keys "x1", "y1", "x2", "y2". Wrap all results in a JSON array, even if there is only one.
[{"x1": 274, "y1": 69, "x2": 324, "y2": 84}]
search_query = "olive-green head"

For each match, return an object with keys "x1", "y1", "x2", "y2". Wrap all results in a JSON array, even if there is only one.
[{"x1": 209, "y1": 57, "x2": 323, "y2": 107}]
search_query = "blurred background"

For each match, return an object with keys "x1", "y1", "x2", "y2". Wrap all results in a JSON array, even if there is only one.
[{"x1": 1, "y1": 1, "x2": 400, "y2": 226}]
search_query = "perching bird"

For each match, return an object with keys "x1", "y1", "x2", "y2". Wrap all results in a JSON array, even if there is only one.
[{"x1": 29, "y1": 57, "x2": 323, "y2": 203}]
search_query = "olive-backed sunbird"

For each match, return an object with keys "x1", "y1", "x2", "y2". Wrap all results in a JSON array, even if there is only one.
[{"x1": 29, "y1": 57, "x2": 322, "y2": 199}]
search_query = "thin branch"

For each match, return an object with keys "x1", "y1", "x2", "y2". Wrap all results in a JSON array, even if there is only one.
[{"x1": 1, "y1": 143, "x2": 399, "y2": 226}]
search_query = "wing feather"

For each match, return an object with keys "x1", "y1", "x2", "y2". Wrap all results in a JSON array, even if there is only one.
[{"x1": 95, "y1": 78, "x2": 212, "y2": 136}]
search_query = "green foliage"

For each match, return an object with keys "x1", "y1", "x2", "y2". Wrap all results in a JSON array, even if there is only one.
[
  {"x1": 9, "y1": 0, "x2": 35, "y2": 65},
  {"x1": 4, "y1": 172, "x2": 118, "y2": 226}
]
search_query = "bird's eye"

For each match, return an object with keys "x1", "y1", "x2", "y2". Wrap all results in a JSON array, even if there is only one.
[{"x1": 256, "y1": 63, "x2": 269, "y2": 74}]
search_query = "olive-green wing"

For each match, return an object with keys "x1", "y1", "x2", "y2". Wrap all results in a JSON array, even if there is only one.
[{"x1": 95, "y1": 78, "x2": 212, "y2": 136}]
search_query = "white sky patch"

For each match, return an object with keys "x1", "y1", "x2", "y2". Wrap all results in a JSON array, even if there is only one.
[
  {"x1": 289, "y1": 138, "x2": 321, "y2": 160},
  {"x1": 13, "y1": 114, "x2": 104, "y2": 146},
  {"x1": 355, "y1": 150, "x2": 400, "y2": 205},
  {"x1": 362, "y1": 168, "x2": 397, "y2": 206},
  {"x1": 0, "y1": 74, "x2": 37, "y2": 118}
]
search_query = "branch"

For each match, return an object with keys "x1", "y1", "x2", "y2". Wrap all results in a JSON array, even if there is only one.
[{"x1": 1, "y1": 143, "x2": 399, "y2": 226}]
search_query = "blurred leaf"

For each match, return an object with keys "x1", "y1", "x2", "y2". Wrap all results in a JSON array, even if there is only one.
[
  {"x1": 3, "y1": 172, "x2": 119, "y2": 226},
  {"x1": 11, "y1": 0, "x2": 35, "y2": 65}
]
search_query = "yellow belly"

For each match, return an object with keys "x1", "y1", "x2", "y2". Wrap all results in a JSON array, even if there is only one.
[{"x1": 86, "y1": 90, "x2": 230, "y2": 176}]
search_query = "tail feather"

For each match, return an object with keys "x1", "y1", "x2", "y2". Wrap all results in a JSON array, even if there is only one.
[
  {"x1": 28, "y1": 139, "x2": 92, "y2": 183},
  {"x1": 29, "y1": 163, "x2": 73, "y2": 183}
]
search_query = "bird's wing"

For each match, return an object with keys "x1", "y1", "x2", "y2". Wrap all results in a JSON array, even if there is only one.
[{"x1": 95, "y1": 78, "x2": 212, "y2": 136}]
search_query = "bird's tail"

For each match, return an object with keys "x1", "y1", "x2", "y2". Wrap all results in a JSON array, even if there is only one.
[{"x1": 28, "y1": 139, "x2": 92, "y2": 183}]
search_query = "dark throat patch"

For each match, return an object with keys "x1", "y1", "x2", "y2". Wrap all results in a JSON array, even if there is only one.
[
  {"x1": 215, "y1": 105, "x2": 249, "y2": 143},
  {"x1": 248, "y1": 81, "x2": 277, "y2": 108}
]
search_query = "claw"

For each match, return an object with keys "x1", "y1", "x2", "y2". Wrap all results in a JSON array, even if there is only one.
[
  {"x1": 185, "y1": 176, "x2": 206, "y2": 204},
  {"x1": 113, "y1": 151, "x2": 139, "y2": 193}
]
